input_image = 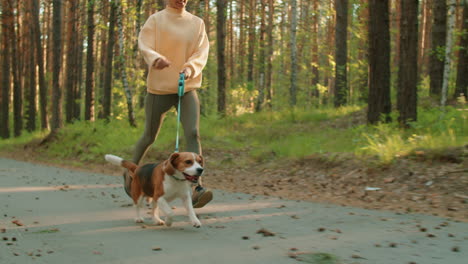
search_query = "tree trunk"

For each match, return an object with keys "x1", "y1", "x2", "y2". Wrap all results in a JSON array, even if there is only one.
[
  {"x1": 441, "y1": 0, "x2": 457, "y2": 106},
  {"x1": 116, "y1": 0, "x2": 136, "y2": 127},
  {"x1": 85, "y1": 0, "x2": 95, "y2": 121},
  {"x1": 51, "y1": 0, "x2": 63, "y2": 132},
  {"x1": 311, "y1": 0, "x2": 319, "y2": 98},
  {"x1": 26, "y1": 0, "x2": 36, "y2": 132},
  {"x1": 429, "y1": 0, "x2": 447, "y2": 97},
  {"x1": 11, "y1": 0, "x2": 22, "y2": 137},
  {"x1": 256, "y1": 0, "x2": 267, "y2": 112},
  {"x1": 31, "y1": 0, "x2": 48, "y2": 130},
  {"x1": 216, "y1": 0, "x2": 227, "y2": 115},
  {"x1": 103, "y1": 0, "x2": 117, "y2": 120},
  {"x1": 265, "y1": 0, "x2": 274, "y2": 108},
  {"x1": 0, "y1": 0, "x2": 12, "y2": 139},
  {"x1": 334, "y1": 0, "x2": 348, "y2": 107},
  {"x1": 247, "y1": 0, "x2": 255, "y2": 85},
  {"x1": 368, "y1": 0, "x2": 391, "y2": 124},
  {"x1": 65, "y1": 0, "x2": 78, "y2": 123},
  {"x1": 397, "y1": 0, "x2": 419, "y2": 127},
  {"x1": 290, "y1": 0, "x2": 298, "y2": 106},
  {"x1": 238, "y1": 0, "x2": 245, "y2": 83},
  {"x1": 418, "y1": 0, "x2": 433, "y2": 78},
  {"x1": 454, "y1": 1, "x2": 467, "y2": 100}
]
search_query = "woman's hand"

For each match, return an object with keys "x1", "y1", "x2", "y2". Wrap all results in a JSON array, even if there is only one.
[
  {"x1": 180, "y1": 68, "x2": 191, "y2": 79},
  {"x1": 153, "y1": 57, "x2": 171, "y2": 70}
]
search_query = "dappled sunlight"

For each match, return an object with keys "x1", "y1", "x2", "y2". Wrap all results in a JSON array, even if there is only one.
[{"x1": 0, "y1": 184, "x2": 121, "y2": 193}]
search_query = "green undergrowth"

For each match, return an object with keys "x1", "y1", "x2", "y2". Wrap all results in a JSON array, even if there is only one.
[{"x1": 0, "y1": 105, "x2": 466, "y2": 165}]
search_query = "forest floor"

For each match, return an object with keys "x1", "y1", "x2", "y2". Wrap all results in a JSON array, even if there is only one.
[{"x1": 1, "y1": 143, "x2": 467, "y2": 222}]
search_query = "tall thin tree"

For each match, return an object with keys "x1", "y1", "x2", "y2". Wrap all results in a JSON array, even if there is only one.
[
  {"x1": 290, "y1": 0, "x2": 298, "y2": 106},
  {"x1": 334, "y1": 0, "x2": 348, "y2": 107},
  {"x1": 429, "y1": 0, "x2": 447, "y2": 97},
  {"x1": 51, "y1": 0, "x2": 63, "y2": 132},
  {"x1": 85, "y1": 0, "x2": 95, "y2": 121},
  {"x1": 102, "y1": 0, "x2": 117, "y2": 120},
  {"x1": 0, "y1": 0, "x2": 13, "y2": 138},
  {"x1": 256, "y1": 0, "x2": 267, "y2": 112},
  {"x1": 454, "y1": 0, "x2": 467, "y2": 100},
  {"x1": 11, "y1": 0, "x2": 22, "y2": 137},
  {"x1": 368, "y1": 0, "x2": 391, "y2": 124},
  {"x1": 32, "y1": 0, "x2": 48, "y2": 129},
  {"x1": 116, "y1": 0, "x2": 136, "y2": 127},
  {"x1": 216, "y1": 0, "x2": 227, "y2": 115},
  {"x1": 441, "y1": 0, "x2": 457, "y2": 106},
  {"x1": 397, "y1": 0, "x2": 419, "y2": 127}
]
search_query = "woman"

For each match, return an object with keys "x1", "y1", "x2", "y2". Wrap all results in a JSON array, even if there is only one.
[{"x1": 128, "y1": 0, "x2": 211, "y2": 208}]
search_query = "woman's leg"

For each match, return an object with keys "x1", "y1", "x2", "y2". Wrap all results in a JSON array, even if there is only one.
[
  {"x1": 132, "y1": 93, "x2": 177, "y2": 164},
  {"x1": 180, "y1": 90, "x2": 202, "y2": 155}
]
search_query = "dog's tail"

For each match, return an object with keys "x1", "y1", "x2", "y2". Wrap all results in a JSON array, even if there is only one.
[
  {"x1": 105, "y1": 154, "x2": 136, "y2": 198},
  {"x1": 105, "y1": 154, "x2": 138, "y2": 173}
]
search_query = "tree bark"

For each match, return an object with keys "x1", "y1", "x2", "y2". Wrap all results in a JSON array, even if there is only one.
[
  {"x1": 397, "y1": 0, "x2": 419, "y2": 127},
  {"x1": 311, "y1": 0, "x2": 319, "y2": 98},
  {"x1": 216, "y1": 0, "x2": 227, "y2": 115},
  {"x1": 266, "y1": 0, "x2": 274, "y2": 108},
  {"x1": 454, "y1": 1, "x2": 467, "y2": 100},
  {"x1": 441, "y1": 0, "x2": 457, "y2": 106},
  {"x1": 290, "y1": 0, "x2": 298, "y2": 106},
  {"x1": 247, "y1": 0, "x2": 255, "y2": 85},
  {"x1": 0, "y1": 0, "x2": 12, "y2": 138},
  {"x1": 368, "y1": 0, "x2": 391, "y2": 124},
  {"x1": 32, "y1": 0, "x2": 48, "y2": 130},
  {"x1": 116, "y1": 0, "x2": 136, "y2": 127},
  {"x1": 334, "y1": 0, "x2": 348, "y2": 107},
  {"x1": 65, "y1": 0, "x2": 78, "y2": 123},
  {"x1": 11, "y1": 0, "x2": 22, "y2": 137},
  {"x1": 85, "y1": 0, "x2": 95, "y2": 121},
  {"x1": 256, "y1": 0, "x2": 267, "y2": 112},
  {"x1": 429, "y1": 0, "x2": 447, "y2": 97},
  {"x1": 103, "y1": 0, "x2": 117, "y2": 120},
  {"x1": 51, "y1": 0, "x2": 63, "y2": 132},
  {"x1": 26, "y1": 0, "x2": 37, "y2": 132}
]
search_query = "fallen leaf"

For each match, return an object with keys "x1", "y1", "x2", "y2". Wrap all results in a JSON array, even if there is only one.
[
  {"x1": 256, "y1": 228, "x2": 275, "y2": 237},
  {"x1": 11, "y1": 220, "x2": 23, "y2": 226}
]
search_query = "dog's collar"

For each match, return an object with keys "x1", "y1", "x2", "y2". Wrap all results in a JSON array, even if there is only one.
[{"x1": 170, "y1": 174, "x2": 186, "y2": 181}]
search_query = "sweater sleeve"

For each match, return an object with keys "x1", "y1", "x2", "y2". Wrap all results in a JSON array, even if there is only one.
[
  {"x1": 138, "y1": 15, "x2": 163, "y2": 67},
  {"x1": 183, "y1": 21, "x2": 209, "y2": 79}
]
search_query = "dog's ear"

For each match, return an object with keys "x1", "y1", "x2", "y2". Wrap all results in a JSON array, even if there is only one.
[
  {"x1": 198, "y1": 154, "x2": 204, "y2": 167},
  {"x1": 163, "y1": 153, "x2": 179, "y2": 175}
]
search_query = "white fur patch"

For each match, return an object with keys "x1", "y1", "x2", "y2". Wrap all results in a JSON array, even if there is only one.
[{"x1": 105, "y1": 154, "x2": 123, "y2": 166}]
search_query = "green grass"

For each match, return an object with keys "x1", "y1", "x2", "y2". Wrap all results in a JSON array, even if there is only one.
[{"x1": 0, "y1": 104, "x2": 466, "y2": 165}]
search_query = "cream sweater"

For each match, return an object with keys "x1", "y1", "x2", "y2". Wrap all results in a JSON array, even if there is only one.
[{"x1": 138, "y1": 7, "x2": 209, "y2": 95}]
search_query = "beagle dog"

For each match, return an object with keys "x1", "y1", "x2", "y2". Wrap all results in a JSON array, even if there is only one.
[{"x1": 105, "y1": 152, "x2": 204, "y2": 228}]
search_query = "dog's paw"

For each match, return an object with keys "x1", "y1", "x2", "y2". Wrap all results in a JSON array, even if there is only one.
[
  {"x1": 153, "y1": 218, "x2": 165, "y2": 226},
  {"x1": 192, "y1": 219, "x2": 202, "y2": 228},
  {"x1": 134, "y1": 217, "x2": 145, "y2": 223},
  {"x1": 165, "y1": 217, "x2": 173, "y2": 227}
]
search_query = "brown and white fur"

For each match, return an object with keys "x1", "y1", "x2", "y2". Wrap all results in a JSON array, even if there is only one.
[{"x1": 105, "y1": 152, "x2": 204, "y2": 228}]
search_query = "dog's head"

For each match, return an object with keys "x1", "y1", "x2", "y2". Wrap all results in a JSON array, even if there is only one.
[{"x1": 163, "y1": 152, "x2": 204, "y2": 183}]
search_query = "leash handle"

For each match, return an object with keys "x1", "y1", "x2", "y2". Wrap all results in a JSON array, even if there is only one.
[{"x1": 175, "y1": 73, "x2": 185, "y2": 153}]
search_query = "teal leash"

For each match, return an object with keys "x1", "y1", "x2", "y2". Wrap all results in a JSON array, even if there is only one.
[{"x1": 174, "y1": 73, "x2": 185, "y2": 153}]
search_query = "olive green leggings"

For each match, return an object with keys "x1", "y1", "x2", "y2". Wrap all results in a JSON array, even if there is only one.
[{"x1": 133, "y1": 90, "x2": 201, "y2": 165}]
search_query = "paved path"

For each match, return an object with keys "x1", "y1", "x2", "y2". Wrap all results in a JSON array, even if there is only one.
[{"x1": 0, "y1": 158, "x2": 466, "y2": 264}]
